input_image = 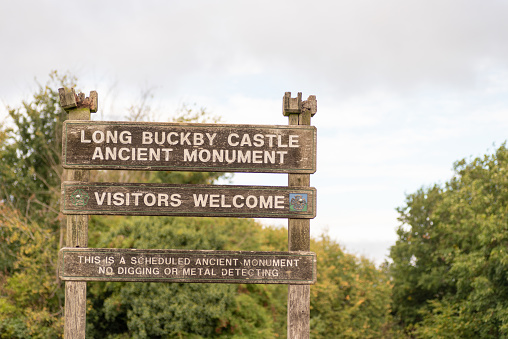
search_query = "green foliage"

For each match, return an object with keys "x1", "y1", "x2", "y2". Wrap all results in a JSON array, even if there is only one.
[
  {"x1": 170, "y1": 103, "x2": 221, "y2": 124},
  {"x1": 0, "y1": 71, "x2": 74, "y2": 229},
  {"x1": 310, "y1": 234, "x2": 393, "y2": 338},
  {"x1": 86, "y1": 216, "x2": 288, "y2": 338},
  {"x1": 0, "y1": 71, "x2": 395, "y2": 338},
  {"x1": 87, "y1": 218, "x2": 394, "y2": 339},
  {"x1": 389, "y1": 144, "x2": 508, "y2": 337},
  {"x1": 0, "y1": 72, "x2": 71, "y2": 338},
  {"x1": 389, "y1": 185, "x2": 447, "y2": 327},
  {"x1": 0, "y1": 204, "x2": 64, "y2": 338}
]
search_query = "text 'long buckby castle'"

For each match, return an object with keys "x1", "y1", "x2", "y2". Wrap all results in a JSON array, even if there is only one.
[{"x1": 62, "y1": 121, "x2": 317, "y2": 173}]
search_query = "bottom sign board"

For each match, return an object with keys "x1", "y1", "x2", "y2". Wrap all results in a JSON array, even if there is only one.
[{"x1": 59, "y1": 248, "x2": 316, "y2": 285}]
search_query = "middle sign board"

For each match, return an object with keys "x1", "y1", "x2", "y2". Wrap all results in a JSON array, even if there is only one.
[
  {"x1": 62, "y1": 181, "x2": 316, "y2": 219},
  {"x1": 62, "y1": 121, "x2": 317, "y2": 173}
]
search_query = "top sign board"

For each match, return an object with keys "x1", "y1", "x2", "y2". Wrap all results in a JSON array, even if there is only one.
[{"x1": 62, "y1": 121, "x2": 317, "y2": 173}]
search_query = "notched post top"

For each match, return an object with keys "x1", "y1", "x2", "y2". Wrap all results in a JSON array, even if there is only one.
[
  {"x1": 58, "y1": 88, "x2": 98, "y2": 113},
  {"x1": 282, "y1": 92, "x2": 317, "y2": 117},
  {"x1": 283, "y1": 92, "x2": 302, "y2": 115}
]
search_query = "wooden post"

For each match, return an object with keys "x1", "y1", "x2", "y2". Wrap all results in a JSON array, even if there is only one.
[
  {"x1": 59, "y1": 88, "x2": 97, "y2": 339},
  {"x1": 283, "y1": 92, "x2": 317, "y2": 339}
]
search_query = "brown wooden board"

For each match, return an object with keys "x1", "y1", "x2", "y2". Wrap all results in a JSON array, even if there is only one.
[
  {"x1": 61, "y1": 181, "x2": 316, "y2": 219},
  {"x1": 62, "y1": 121, "x2": 316, "y2": 173},
  {"x1": 58, "y1": 248, "x2": 317, "y2": 284}
]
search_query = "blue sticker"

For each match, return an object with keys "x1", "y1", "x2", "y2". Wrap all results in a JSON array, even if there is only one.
[{"x1": 289, "y1": 193, "x2": 308, "y2": 212}]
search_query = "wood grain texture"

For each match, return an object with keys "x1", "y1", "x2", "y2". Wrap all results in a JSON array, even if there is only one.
[
  {"x1": 61, "y1": 181, "x2": 316, "y2": 219},
  {"x1": 65, "y1": 109, "x2": 91, "y2": 248},
  {"x1": 288, "y1": 219, "x2": 310, "y2": 251},
  {"x1": 59, "y1": 88, "x2": 77, "y2": 111},
  {"x1": 285, "y1": 92, "x2": 316, "y2": 339},
  {"x1": 286, "y1": 104, "x2": 312, "y2": 251},
  {"x1": 61, "y1": 91, "x2": 94, "y2": 339},
  {"x1": 64, "y1": 282, "x2": 86, "y2": 339},
  {"x1": 288, "y1": 285, "x2": 311, "y2": 339},
  {"x1": 59, "y1": 248, "x2": 317, "y2": 284},
  {"x1": 68, "y1": 108, "x2": 91, "y2": 121},
  {"x1": 66, "y1": 215, "x2": 88, "y2": 248},
  {"x1": 61, "y1": 121, "x2": 317, "y2": 173},
  {"x1": 283, "y1": 92, "x2": 302, "y2": 116},
  {"x1": 88, "y1": 91, "x2": 98, "y2": 113}
]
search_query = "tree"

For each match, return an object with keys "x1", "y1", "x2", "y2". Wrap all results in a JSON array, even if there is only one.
[
  {"x1": 86, "y1": 217, "x2": 395, "y2": 339},
  {"x1": 0, "y1": 72, "x2": 75, "y2": 338},
  {"x1": 310, "y1": 234, "x2": 393, "y2": 338},
  {"x1": 0, "y1": 203, "x2": 64, "y2": 338},
  {"x1": 389, "y1": 144, "x2": 508, "y2": 337},
  {"x1": 86, "y1": 216, "x2": 288, "y2": 338},
  {"x1": 0, "y1": 71, "x2": 74, "y2": 229},
  {"x1": 1, "y1": 72, "x2": 395, "y2": 338},
  {"x1": 0, "y1": 72, "x2": 232, "y2": 338}
]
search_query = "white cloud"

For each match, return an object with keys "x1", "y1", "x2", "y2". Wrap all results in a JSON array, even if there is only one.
[{"x1": 2, "y1": 0, "x2": 508, "y2": 264}]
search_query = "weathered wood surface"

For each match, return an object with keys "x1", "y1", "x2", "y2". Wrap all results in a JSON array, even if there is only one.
[
  {"x1": 61, "y1": 181, "x2": 317, "y2": 219},
  {"x1": 59, "y1": 88, "x2": 97, "y2": 339},
  {"x1": 64, "y1": 281, "x2": 86, "y2": 339},
  {"x1": 59, "y1": 248, "x2": 317, "y2": 284},
  {"x1": 285, "y1": 92, "x2": 316, "y2": 339},
  {"x1": 59, "y1": 88, "x2": 98, "y2": 113},
  {"x1": 288, "y1": 285, "x2": 311, "y2": 337},
  {"x1": 62, "y1": 121, "x2": 317, "y2": 173}
]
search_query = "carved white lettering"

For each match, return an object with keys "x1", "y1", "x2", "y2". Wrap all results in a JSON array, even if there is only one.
[{"x1": 80, "y1": 130, "x2": 91, "y2": 143}]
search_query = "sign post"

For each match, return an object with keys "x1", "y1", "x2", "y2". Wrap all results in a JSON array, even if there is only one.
[
  {"x1": 284, "y1": 92, "x2": 317, "y2": 339},
  {"x1": 59, "y1": 88, "x2": 97, "y2": 339},
  {"x1": 58, "y1": 89, "x2": 317, "y2": 339}
]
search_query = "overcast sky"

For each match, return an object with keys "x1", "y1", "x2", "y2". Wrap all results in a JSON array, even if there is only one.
[{"x1": 2, "y1": 0, "x2": 508, "y2": 264}]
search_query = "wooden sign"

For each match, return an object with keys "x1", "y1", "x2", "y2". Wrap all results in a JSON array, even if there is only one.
[
  {"x1": 61, "y1": 181, "x2": 316, "y2": 219},
  {"x1": 62, "y1": 121, "x2": 316, "y2": 173},
  {"x1": 59, "y1": 248, "x2": 317, "y2": 285}
]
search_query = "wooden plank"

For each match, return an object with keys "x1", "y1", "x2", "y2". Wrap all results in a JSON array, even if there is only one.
[
  {"x1": 285, "y1": 92, "x2": 316, "y2": 339},
  {"x1": 60, "y1": 89, "x2": 96, "y2": 339},
  {"x1": 59, "y1": 88, "x2": 77, "y2": 110},
  {"x1": 64, "y1": 281, "x2": 86, "y2": 339},
  {"x1": 288, "y1": 285, "x2": 311, "y2": 336},
  {"x1": 61, "y1": 181, "x2": 317, "y2": 219},
  {"x1": 62, "y1": 121, "x2": 317, "y2": 173},
  {"x1": 59, "y1": 248, "x2": 317, "y2": 285}
]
